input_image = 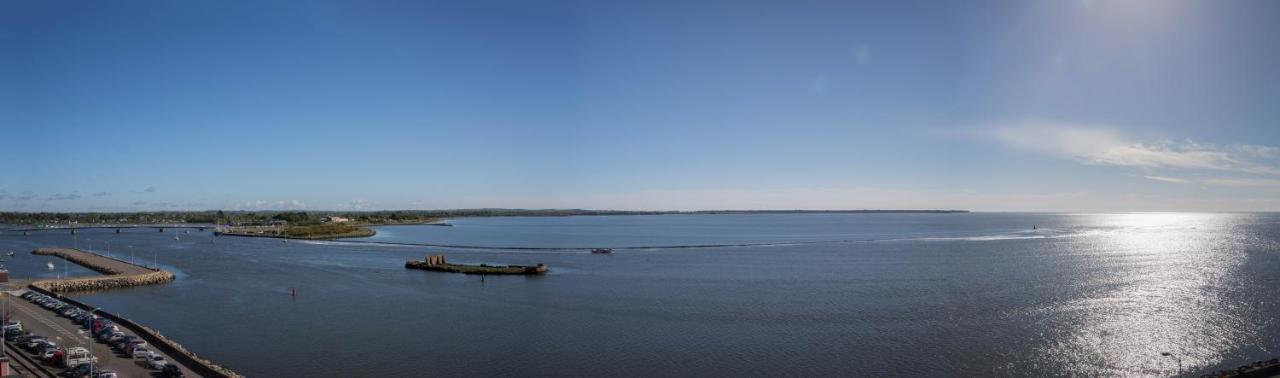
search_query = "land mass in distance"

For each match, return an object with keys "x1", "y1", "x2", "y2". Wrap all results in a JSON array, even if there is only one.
[{"x1": 0, "y1": 208, "x2": 970, "y2": 226}]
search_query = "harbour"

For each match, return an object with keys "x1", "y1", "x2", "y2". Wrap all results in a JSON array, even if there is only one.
[{"x1": 2, "y1": 213, "x2": 1278, "y2": 377}]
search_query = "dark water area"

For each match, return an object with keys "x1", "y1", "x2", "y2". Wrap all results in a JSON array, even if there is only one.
[{"x1": 2, "y1": 213, "x2": 1278, "y2": 377}]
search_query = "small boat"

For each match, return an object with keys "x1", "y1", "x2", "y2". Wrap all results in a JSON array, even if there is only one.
[
  {"x1": 590, "y1": 248, "x2": 614, "y2": 254},
  {"x1": 47, "y1": 261, "x2": 55, "y2": 270},
  {"x1": 5, "y1": 251, "x2": 13, "y2": 257},
  {"x1": 173, "y1": 236, "x2": 180, "y2": 240}
]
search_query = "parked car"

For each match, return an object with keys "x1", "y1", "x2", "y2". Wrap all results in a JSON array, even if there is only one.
[
  {"x1": 110, "y1": 335, "x2": 139, "y2": 349},
  {"x1": 127, "y1": 345, "x2": 152, "y2": 359},
  {"x1": 161, "y1": 364, "x2": 184, "y2": 378},
  {"x1": 94, "y1": 370, "x2": 117, "y2": 378},
  {"x1": 4, "y1": 327, "x2": 22, "y2": 340},
  {"x1": 91, "y1": 322, "x2": 114, "y2": 334},
  {"x1": 22, "y1": 336, "x2": 49, "y2": 349},
  {"x1": 44, "y1": 349, "x2": 65, "y2": 364},
  {"x1": 37, "y1": 344, "x2": 60, "y2": 358},
  {"x1": 58, "y1": 362, "x2": 97, "y2": 378},
  {"x1": 97, "y1": 330, "x2": 123, "y2": 343},
  {"x1": 62, "y1": 347, "x2": 97, "y2": 368},
  {"x1": 145, "y1": 355, "x2": 169, "y2": 370}
]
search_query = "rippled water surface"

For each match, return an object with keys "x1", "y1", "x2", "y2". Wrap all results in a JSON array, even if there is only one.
[{"x1": 1, "y1": 213, "x2": 1277, "y2": 377}]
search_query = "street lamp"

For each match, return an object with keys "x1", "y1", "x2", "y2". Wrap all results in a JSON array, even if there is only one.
[
  {"x1": 88, "y1": 307, "x2": 99, "y2": 378},
  {"x1": 1162, "y1": 352, "x2": 1182, "y2": 377}
]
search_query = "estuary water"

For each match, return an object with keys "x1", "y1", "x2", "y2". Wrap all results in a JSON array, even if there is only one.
[{"x1": 1, "y1": 213, "x2": 1278, "y2": 377}]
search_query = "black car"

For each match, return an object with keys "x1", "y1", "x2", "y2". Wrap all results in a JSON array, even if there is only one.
[
  {"x1": 59, "y1": 363, "x2": 97, "y2": 378},
  {"x1": 111, "y1": 335, "x2": 141, "y2": 347},
  {"x1": 161, "y1": 364, "x2": 184, "y2": 378},
  {"x1": 13, "y1": 334, "x2": 38, "y2": 344}
]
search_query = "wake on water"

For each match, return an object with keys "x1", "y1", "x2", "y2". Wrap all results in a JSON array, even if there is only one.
[{"x1": 292, "y1": 227, "x2": 1092, "y2": 252}]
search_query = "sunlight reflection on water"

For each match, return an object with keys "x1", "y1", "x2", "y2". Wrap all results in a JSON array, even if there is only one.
[{"x1": 1029, "y1": 213, "x2": 1258, "y2": 376}]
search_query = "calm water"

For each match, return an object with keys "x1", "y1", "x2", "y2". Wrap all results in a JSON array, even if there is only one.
[{"x1": 2, "y1": 213, "x2": 1278, "y2": 377}]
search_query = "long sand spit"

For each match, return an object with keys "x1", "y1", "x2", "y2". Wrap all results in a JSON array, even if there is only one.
[{"x1": 30, "y1": 247, "x2": 175, "y2": 292}]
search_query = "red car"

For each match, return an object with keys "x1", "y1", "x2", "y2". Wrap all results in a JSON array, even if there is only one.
[{"x1": 44, "y1": 350, "x2": 64, "y2": 364}]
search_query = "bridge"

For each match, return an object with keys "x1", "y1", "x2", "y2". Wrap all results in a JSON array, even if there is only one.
[{"x1": 5, "y1": 224, "x2": 214, "y2": 233}]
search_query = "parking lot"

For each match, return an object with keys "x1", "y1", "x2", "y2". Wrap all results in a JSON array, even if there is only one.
[{"x1": 4, "y1": 290, "x2": 195, "y2": 377}]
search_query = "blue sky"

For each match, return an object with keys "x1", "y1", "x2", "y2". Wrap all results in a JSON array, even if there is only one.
[{"x1": 2, "y1": 0, "x2": 1279, "y2": 212}]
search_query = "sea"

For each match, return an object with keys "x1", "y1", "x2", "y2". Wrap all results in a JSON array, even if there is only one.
[{"x1": 1, "y1": 212, "x2": 1278, "y2": 377}]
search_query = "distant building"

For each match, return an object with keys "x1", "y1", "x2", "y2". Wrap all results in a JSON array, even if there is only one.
[{"x1": 326, "y1": 216, "x2": 350, "y2": 223}]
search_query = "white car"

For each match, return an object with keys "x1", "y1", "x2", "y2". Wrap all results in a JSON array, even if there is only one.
[
  {"x1": 145, "y1": 355, "x2": 168, "y2": 370},
  {"x1": 128, "y1": 346, "x2": 153, "y2": 359},
  {"x1": 63, "y1": 346, "x2": 97, "y2": 368}
]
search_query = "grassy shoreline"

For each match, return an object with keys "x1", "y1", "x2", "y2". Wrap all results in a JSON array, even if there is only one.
[{"x1": 216, "y1": 223, "x2": 377, "y2": 240}]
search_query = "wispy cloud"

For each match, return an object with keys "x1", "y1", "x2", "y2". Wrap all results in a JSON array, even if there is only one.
[
  {"x1": 234, "y1": 199, "x2": 308, "y2": 210},
  {"x1": 985, "y1": 121, "x2": 1280, "y2": 185},
  {"x1": 144, "y1": 186, "x2": 157, "y2": 193},
  {"x1": 46, "y1": 192, "x2": 82, "y2": 201},
  {"x1": 91, "y1": 192, "x2": 111, "y2": 197},
  {"x1": 345, "y1": 199, "x2": 373, "y2": 210},
  {"x1": 1143, "y1": 175, "x2": 1192, "y2": 184},
  {"x1": 528, "y1": 186, "x2": 1280, "y2": 212},
  {"x1": 14, "y1": 191, "x2": 37, "y2": 201},
  {"x1": 1200, "y1": 178, "x2": 1280, "y2": 188}
]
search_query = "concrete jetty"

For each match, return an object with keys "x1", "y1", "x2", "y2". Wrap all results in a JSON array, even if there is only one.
[
  {"x1": 29, "y1": 248, "x2": 175, "y2": 292},
  {"x1": 406, "y1": 254, "x2": 548, "y2": 275}
]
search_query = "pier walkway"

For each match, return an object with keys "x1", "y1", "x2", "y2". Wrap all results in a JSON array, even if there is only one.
[{"x1": 30, "y1": 248, "x2": 174, "y2": 293}]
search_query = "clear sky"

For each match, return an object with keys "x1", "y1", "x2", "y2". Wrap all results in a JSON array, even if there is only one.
[{"x1": 2, "y1": 0, "x2": 1279, "y2": 212}]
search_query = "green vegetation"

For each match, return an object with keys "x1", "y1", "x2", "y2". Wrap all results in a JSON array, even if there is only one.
[{"x1": 281, "y1": 223, "x2": 374, "y2": 239}]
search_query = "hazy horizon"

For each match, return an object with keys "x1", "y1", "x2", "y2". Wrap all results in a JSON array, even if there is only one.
[{"x1": 4, "y1": 1, "x2": 1279, "y2": 212}]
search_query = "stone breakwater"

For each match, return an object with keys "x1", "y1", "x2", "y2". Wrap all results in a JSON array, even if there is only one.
[{"x1": 30, "y1": 248, "x2": 175, "y2": 292}]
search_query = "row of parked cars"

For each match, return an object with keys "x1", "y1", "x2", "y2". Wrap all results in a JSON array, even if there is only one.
[{"x1": 17, "y1": 291, "x2": 184, "y2": 377}]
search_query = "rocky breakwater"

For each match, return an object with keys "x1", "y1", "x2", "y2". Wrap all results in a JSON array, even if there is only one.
[{"x1": 30, "y1": 247, "x2": 175, "y2": 292}]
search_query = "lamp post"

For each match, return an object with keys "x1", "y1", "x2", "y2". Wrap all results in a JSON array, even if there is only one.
[
  {"x1": 1162, "y1": 352, "x2": 1182, "y2": 377},
  {"x1": 88, "y1": 307, "x2": 99, "y2": 378}
]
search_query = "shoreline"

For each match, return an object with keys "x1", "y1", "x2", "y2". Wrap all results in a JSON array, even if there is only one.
[{"x1": 214, "y1": 227, "x2": 376, "y2": 240}]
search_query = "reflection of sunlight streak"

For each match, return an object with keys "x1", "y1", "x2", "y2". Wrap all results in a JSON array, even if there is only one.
[{"x1": 1029, "y1": 213, "x2": 1255, "y2": 375}]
